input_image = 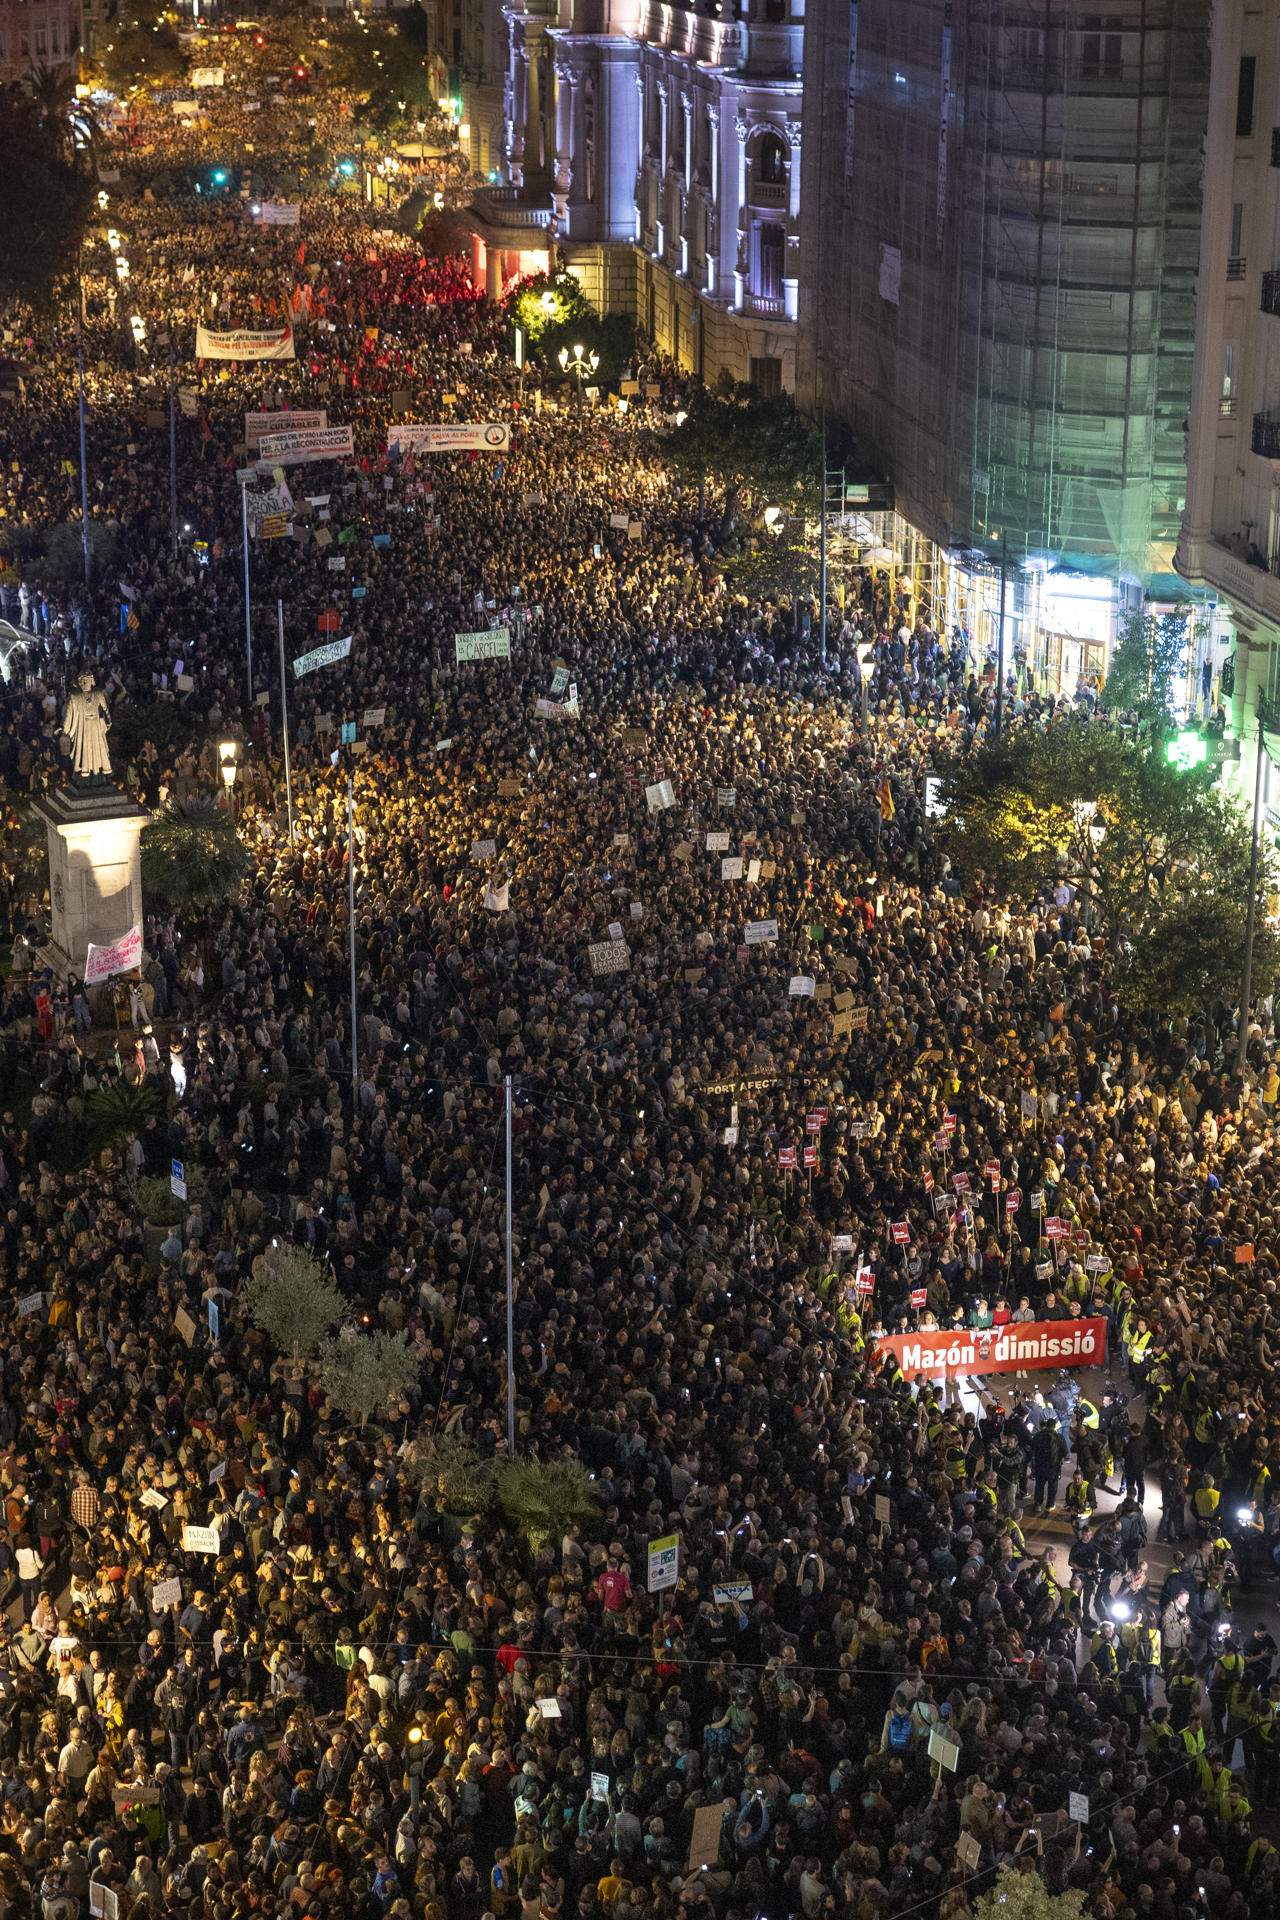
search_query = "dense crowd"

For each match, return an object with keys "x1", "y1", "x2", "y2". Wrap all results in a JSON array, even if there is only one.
[{"x1": 0, "y1": 23, "x2": 1278, "y2": 1920}]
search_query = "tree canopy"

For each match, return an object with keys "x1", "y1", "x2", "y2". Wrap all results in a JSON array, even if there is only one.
[
  {"x1": 1100, "y1": 606, "x2": 1190, "y2": 730},
  {"x1": 0, "y1": 83, "x2": 94, "y2": 305},
  {"x1": 938, "y1": 717, "x2": 1280, "y2": 1018},
  {"x1": 661, "y1": 384, "x2": 821, "y2": 520}
]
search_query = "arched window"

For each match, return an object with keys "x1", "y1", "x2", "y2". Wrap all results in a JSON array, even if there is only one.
[{"x1": 756, "y1": 131, "x2": 787, "y2": 186}]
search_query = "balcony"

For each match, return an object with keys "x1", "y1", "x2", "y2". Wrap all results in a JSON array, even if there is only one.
[
  {"x1": 1253, "y1": 411, "x2": 1280, "y2": 458},
  {"x1": 1228, "y1": 255, "x2": 1248, "y2": 280},
  {"x1": 469, "y1": 186, "x2": 552, "y2": 231},
  {"x1": 748, "y1": 179, "x2": 788, "y2": 209},
  {"x1": 1220, "y1": 394, "x2": 1237, "y2": 417},
  {"x1": 1264, "y1": 269, "x2": 1280, "y2": 316},
  {"x1": 743, "y1": 293, "x2": 786, "y2": 317},
  {"x1": 1177, "y1": 531, "x2": 1280, "y2": 631}
]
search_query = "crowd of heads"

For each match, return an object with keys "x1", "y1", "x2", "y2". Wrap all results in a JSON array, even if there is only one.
[{"x1": 0, "y1": 24, "x2": 1277, "y2": 1920}]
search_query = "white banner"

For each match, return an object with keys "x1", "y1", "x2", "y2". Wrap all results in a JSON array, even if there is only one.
[
  {"x1": 292, "y1": 635, "x2": 352, "y2": 679},
  {"x1": 455, "y1": 628, "x2": 511, "y2": 663},
  {"x1": 257, "y1": 426, "x2": 354, "y2": 466},
  {"x1": 256, "y1": 201, "x2": 301, "y2": 226},
  {"x1": 244, "y1": 407, "x2": 327, "y2": 449},
  {"x1": 387, "y1": 423, "x2": 510, "y2": 453},
  {"x1": 246, "y1": 480, "x2": 294, "y2": 534},
  {"x1": 85, "y1": 925, "x2": 142, "y2": 984},
  {"x1": 744, "y1": 919, "x2": 778, "y2": 944},
  {"x1": 181, "y1": 1524, "x2": 220, "y2": 1555},
  {"x1": 197, "y1": 322, "x2": 295, "y2": 362},
  {"x1": 190, "y1": 66, "x2": 224, "y2": 86}
]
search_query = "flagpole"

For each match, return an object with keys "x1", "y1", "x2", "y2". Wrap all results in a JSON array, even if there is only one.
[
  {"x1": 347, "y1": 775, "x2": 358, "y2": 1102},
  {"x1": 277, "y1": 599, "x2": 295, "y2": 844},
  {"x1": 505, "y1": 1072, "x2": 516, "y2": 1459},
  {"x1": 77, "y1": 348, "x2": 91, "y2": 585},
  {"x1": 240, "y1": 477, "x2": 254, "y2": 712}
]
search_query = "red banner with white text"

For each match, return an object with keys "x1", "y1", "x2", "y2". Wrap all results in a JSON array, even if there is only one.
[{"x1": 874, "y1": 1315, "x2": 1107, "y2": 1381}]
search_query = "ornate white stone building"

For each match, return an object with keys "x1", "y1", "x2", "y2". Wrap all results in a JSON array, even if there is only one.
[{"x1": 462, "y1": 0, "x2": 802, "y2": 392}]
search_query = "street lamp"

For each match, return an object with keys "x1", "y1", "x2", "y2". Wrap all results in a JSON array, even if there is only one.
[
  {"x1": 558, "y1": 342, "x2": 599, "y2": 406},
  {"x1": 219, "y1": 737, "x2": 241, "y2": 811}
]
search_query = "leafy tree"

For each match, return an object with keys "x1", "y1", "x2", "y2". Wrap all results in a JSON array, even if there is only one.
[
  {"x1": 1101, "y1": 607, "x2": 1189, "y2": 730},
  {"x1": 406, "y1": 1434, "x2": 497, "y2": 1516},
  {"x1": 127, "y1": 1169, "x2": 207, "y2": 1227},
  {"x1": 495, "y1": 1454, "x2": 598, "y2": 1555},
  {"x1": 141, "y1": 798, "x2": 249, "y2": 915},
  {"x1": 938, "y1": 717, "x2": 1279, "y2": 1018},
  {"x1": 720, "y1": 521, "x2": 819, "y2": 607},
  {"x1": 241, "y1": 1243, "x2": 345, "y2": 1363},
  {"x1": 318, "y1": 1327, "x2": 421, "y2": 1429},
  {"x1": 417, "y1": 210, "x2": 474, "y2": 262},
  {"x1": 973, "y1": 1867, "x2": 1087, "y2": 1920},
  {"x1": 508, "y1": 271, "x2": 593, "y2": 349},
  {"x1": 95, "y1": 0, "x2": 184, "y2": 92},
  {"x1": 42, "y1": 522, "x2": 120, "y2": 584},
  {"x1": 0, "y1": 83, "x2": 94, "y2": 304},
  {"x1": 662, "y1": 384, "x2": 820, "y2": 529}
]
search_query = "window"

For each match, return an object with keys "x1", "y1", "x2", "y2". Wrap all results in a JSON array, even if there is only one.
[
  {"x1": 757, "y1": 131, "x2": 787, "y2": 186},
  {"x1": 1231, "y1": 200, "x2": 1244, "y2": 254},
  {"x1": 1081, "y1": 15, "x2": 1122, "y2": 79},
  {"x1": 34, "y1": 25, "x2": 47, "y2": 53},
  {"x1": 1222, "y1": 342, "x2": 1235, "y2": 399},
  {"x1": 750, "y1": 355, "x2": 782, "y2": 397},
  {"x1": 757, "y1": 222, "x2": 784, "y2": 298},
  {"x1": 1238, "y1": 55, "x2": 1256, "y2": 138}
]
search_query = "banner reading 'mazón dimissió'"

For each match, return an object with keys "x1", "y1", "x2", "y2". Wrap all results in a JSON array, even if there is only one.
[
  {"x1": 196, "y1": 323, "x2": 296, "y2": 363},
  {"x1": 874, "y1": 1315, "x2": 1107, "y2": 1380}
]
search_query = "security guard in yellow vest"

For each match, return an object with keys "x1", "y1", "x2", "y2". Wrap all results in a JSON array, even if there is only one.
[{"x1": 1193, "y1": 1474, "x2": 1222, "y2": 1540}]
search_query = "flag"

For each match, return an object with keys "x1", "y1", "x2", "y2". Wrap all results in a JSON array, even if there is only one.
[
  {"x1": 877, "y1": 777, "x2": 895, "y2": 822},
  {"x1": 483, "y1": 880, "x2": 510, "y2": 913}
]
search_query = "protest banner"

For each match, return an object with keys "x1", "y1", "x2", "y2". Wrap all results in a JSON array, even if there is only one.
[
  {"x1": 645, "y1": 779, "x2": 676, "y2": 812},
  {"x1": 85, "y1": 924, "x2": 142, "y2": 985},
  {"x1": 588, "y1": 940, "x2": 630, "y2": 976},
  {"x1": 151, "y1": 1577, "x2": 181, "y2": 1609},
  {"x1": 744, "y1": 919, "x2": 778, "y2": 944},
  {"x1": 244, "y1": 408, "x2": 326, "y2": 449},
  {"x1": 874, "y1": 1315, "x2": 1107, "y2": 1381},
  {"x1": 255, "y1": 201, "x2": 301, "y2": 226},
  {"x1": 387, "y1": 423, "x2": 510, "y2": 453},
  {"x1": 257, "y1": 426, "x2": 354, "y2": 467},
  {"x1": 292, "y1": 635, "x2": 352, "y2": 679},
  {"x1": 196, "y1": 323, "x2": 295, "y2": 362},
  {"x1": 181, "y1": 1523, "x2": 220, "y2": 1555},
  {"x1": 456, "y1": 629, "x2": 511, "y2": 663}
]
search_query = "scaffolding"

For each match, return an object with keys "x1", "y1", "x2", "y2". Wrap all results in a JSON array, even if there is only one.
[{"x1": 797, "y1": 0, "x2": 1210, "y2": 583}]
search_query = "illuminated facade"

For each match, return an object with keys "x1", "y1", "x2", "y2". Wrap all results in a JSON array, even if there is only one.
[
  {"x1": 463, "y1": 0, "x2": 802, "y2": 392},
  {"x1": 1178, "y1": 0, "x2": 1280, "y2": 806}
]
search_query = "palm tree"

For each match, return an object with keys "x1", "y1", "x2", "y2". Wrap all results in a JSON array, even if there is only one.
[
  {"x1": 25, "y1": 64, "x2": 77, "y2": 159},
  {"x1": 140, "y1": 798, "x2": 249, "y2": 916},
  {"x1": 496, "y1": 1455, "x2": 599, "y2": 1556}
]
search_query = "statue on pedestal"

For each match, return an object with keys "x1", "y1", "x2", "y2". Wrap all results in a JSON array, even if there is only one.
[{"x1": 61, "y1": 672, "x2": 112, "y2": 786}]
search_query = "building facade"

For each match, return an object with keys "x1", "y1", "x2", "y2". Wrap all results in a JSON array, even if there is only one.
[
  {"x1": 1177, "y1": 0, "x2": 1280, "y2": 801},
  {"x1": 0, "y1": 0, "x2": 79, "y2": 77},
  {"x1": 797, "y1": 0, "x2": 1209, "y2": 582},
  {"x1": 462, "y1": 0, "x2": 803, "y2": 391}
]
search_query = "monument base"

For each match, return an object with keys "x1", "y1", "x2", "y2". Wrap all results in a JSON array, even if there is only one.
[{"x1": 34, "y1": 783, "x2": 151, "y2": 984}]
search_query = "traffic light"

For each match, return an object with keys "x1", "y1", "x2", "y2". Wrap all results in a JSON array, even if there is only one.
[
  {"x1": 337, "y1": 158, "x2": 356, "y2": 177},
  {"x1": 1166, "y1": 727, "x2": 1210, "y2": 773},
  {"x1": 211, "y1": 168, "x2": 229, "y2": 186}
]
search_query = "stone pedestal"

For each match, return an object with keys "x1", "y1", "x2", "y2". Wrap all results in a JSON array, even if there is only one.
[{"x1": 34, "y1": 784, "x2": 150, "y2": 981}]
